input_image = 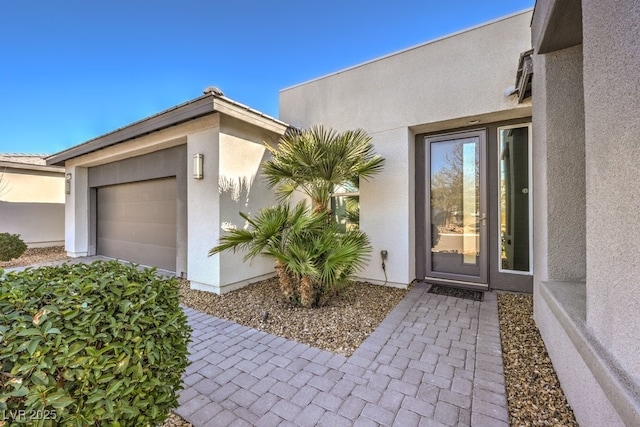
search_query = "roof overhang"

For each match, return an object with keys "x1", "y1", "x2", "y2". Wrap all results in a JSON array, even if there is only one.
[
  {"x1": 47, "y1": 93, "x2": 289, "y2": 167},
  {"x1": 0, "y1": 160, "x2": 64, "y2": 173},
  {"x1": 531, "y1": 0, "x2": 583, "y2": 54}
]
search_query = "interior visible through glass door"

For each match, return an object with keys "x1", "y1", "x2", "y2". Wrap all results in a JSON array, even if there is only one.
[
  {"x1": 499, "y1": 124, "x2": 532, "y2": 273},
  {"x1": 426, "y1": 130, "x2": 487, "y2": 284}
]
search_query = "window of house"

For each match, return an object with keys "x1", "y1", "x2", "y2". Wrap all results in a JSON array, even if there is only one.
[
  {"x1": 498, "y1": 124, "x2": 532, "y2": 273},
  {"x1": 331, "y1": 181, "x2": 359, "y2": 232}
]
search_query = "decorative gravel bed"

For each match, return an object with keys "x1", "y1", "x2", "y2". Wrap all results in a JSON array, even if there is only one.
[
  {"x1": 0, "y1": 245, "x2": 68, "y2": 268},
  {"x1": 178, "y1": 277, "x2": 409, "y2": 356},
  {"x1": 498, "y1": 293, "x2": 578, "y2": 426},
  {"x1": 162, "y1": 412, "x2": 192, "y2": 427}
]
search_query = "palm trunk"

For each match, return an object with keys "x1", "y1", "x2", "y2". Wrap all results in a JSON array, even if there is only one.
[
  {"x1": 299, "y1": 275, "x2": 316, "y2": 308},
  {"x1": 313, "y1": 197, "x2": 328, "y2": 214},
  {"x1": 275, "y1": 261, "x2": 295, "y2": 302}
]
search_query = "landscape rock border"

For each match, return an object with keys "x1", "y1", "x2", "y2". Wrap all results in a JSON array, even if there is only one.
[{"x1": 497, "y1": 293, "x2": 578, "y2": 426}]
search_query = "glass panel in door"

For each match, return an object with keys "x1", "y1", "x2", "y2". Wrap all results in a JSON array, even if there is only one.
[
  {"x1": 426, "y1": 131, "x2": 487, "y2": 284},
  {"x1": 499, "y1": 125, "x2": 531, "y2": 273}
]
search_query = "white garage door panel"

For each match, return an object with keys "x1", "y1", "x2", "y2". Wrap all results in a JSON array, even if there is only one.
[{"x1": 97, "y1": 178, "x2": 177, "y2": 271}]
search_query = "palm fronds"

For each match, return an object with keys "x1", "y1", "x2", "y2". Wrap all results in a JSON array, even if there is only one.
[
  {"x1": 211, "y1": 125, "x2": 384, "y2": 307},
  {"x1": 263, "y1": 125, "x2": 384, "y2": 211}
]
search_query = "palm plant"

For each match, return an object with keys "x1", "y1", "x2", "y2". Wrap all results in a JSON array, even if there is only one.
[
  {"x1": 210, "y1": 126, "x2": 384, "y2": 307},
  {"x1": 209, "y1": 201, "x2": 326, "y2": 303},
  {"x1": 283, "y1": 219, "x2": 371, "y2": 306},
  {"x1": 262, "y1": 126, "x2": 384, "y2": 212}
]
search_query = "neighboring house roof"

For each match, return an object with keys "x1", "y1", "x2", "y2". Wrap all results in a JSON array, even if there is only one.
[
  {"x1": 0, "y1": 154, "x2": 64, "y2": 173},
  {"x1": 0, "y1": 154, "x2": 48, "y2": 165},
  {"x1": 47, "y1": 91, "x2": 290, "y2": 167}
]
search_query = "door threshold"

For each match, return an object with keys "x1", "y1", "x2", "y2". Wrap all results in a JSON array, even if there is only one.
[{"x1": 423, "y1": 277, "x2": 488, "y2": 291}]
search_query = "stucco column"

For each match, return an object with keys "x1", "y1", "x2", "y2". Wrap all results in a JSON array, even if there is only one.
[
  {"x1": 359, "y1": 127, "x2": 414, "y2": 286},
  {"x1": 582, "y1": 0, "x2": 640, "y2": 383},
  {"x1": 187, "y1": 127, "x2": 221, "y2": 292},
  {"x1": 532, "y1": 46, "x2": 586, "y2": 284},
  {"x1": 64, "y1": 165, "x2": 89, "y2": 257}
]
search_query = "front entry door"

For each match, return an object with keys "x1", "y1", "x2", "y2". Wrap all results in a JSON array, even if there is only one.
[{"x1": 425, "y1": 130, "x2": 487, "y2": 287}]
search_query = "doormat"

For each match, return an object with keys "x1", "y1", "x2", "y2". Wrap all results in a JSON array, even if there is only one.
[{"x1": 427, "y1": 284, "x2": 484, "y2": 301}]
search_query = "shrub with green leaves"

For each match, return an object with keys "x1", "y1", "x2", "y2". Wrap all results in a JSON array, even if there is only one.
[
  {"x1": 0, "y1": 261, "x2": 191, "y2": 426},
  {"x1": 0, "y1": 232, "x2": 27, "y2": 261}
]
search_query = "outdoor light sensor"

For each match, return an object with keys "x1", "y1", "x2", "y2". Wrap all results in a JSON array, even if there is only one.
[
  {"x1": 193, "y1": 153, "x2": 204, "y2": 179},
  {"x1": 65, "y1": 173, "x2": 72, "y2": 194}
]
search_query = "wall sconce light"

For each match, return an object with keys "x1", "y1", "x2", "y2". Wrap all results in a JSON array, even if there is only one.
[
  {"x1": 65, "y1": 173, "x2": 72, "y2": 194},
  {"x1": 193, "y1": 154, "x2": 204, "y2": 179}
]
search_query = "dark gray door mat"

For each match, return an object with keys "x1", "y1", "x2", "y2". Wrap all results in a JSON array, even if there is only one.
[{"x1": 427, "y1": 284, "x2": 484, "y2": 301}]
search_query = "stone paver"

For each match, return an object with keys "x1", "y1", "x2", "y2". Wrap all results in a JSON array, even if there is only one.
[{"x1": 175, "y1": 283, "x2": 509, "y2": 426}]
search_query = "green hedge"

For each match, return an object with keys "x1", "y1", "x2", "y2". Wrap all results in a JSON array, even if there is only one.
[
  {"x1": 0, "y1": 232, "x2": 27, "y2": 261},
  {"x1": 0, "y1": 261, "x2": 191, "y2": 426}
]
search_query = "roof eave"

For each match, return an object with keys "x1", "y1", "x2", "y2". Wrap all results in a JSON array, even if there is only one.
[
  {"x1": 46, "y1": 94, "x2": 290, "y2": 167},
  {"x1": 531, "y1": 0, "x2": 582, "y2": 54},
  {"x1": 0, "y1": 160, "x2": 64, "y2": 173},
  {"x1": 46, "y1": 95, "x2": 215, "y2": 166}
]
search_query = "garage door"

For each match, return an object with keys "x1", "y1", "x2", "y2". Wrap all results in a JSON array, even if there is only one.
[{"x1": 97, "y1": 178, "x2": 177, "y2": 271}]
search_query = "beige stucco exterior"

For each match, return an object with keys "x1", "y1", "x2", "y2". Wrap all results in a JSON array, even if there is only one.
[
  {"x1": 48, "y1": 3, "x2": 640, "y2": 423},
  {"x1": 0, "y1": 162, "x2": 65, "y2": 247},
  {"x1": 582, "y1": 0, "x2": 640, "y2": 387},
  {"x1": 1, "y1": 168, "x2": 64, "y2": 204},
  {"x1": 280, "y1": 11, "x2": 532, "y2": 134},
  {"x1": 186, "y1": 114, "x2": 283, "y2": 294},
  {"x1": 280, "y1": 10, "x2": 533, "y2": 287},
  {"x1": 60, "y1": 97, "x2": 288, "y2": 294},
  {"x1": 532, "y1": 0, "x2": 640, "y2": 425}
]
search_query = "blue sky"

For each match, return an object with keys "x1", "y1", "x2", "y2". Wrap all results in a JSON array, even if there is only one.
[{"x1": 0, "y1": 0, "x2": 534, "y2": 155}]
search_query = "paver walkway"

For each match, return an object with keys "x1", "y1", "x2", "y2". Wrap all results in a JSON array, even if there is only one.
[{"x1": 176, "y1": 282, "x2": 509, "y2": 426}]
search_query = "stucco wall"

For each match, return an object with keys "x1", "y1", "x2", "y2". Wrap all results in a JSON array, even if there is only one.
[
  {"x1": 280, "y1": 11, "x2": 533, "y2": 286},
  {"x1": 217, "y1": 115, "x2": 281, "y2": 291},
  {"x1": 0, "y1": 169, "x2": 64, "y2": 204},
  {"x1": 358, "y1": 127, "x2": 415, "y2": 286},
  {"x1": 64, "y1": 165, "x2": 89, "y2": 256},
  {"x1": 533, "y1": 285, "x2": 625, "y2": 426},
  {"x1": 62, "y1": 111, "x2": 285, "y2": 293},
  {"x1": 582, "y1": 0, "x2": 640, "y2": 384},
  {"x1": 187, "y1": 127, "x2": 221, "y2": 290},
  {"x1": 64, "y1": 116, "x2": 216, "y2": 259},
  {"x1": 280, "y1": 11, "x2": 532, "y2": 134},
  {"x1": 0, "y1": 201, "x2": 64, "y2": 247},
  {"x1": 531, "y1": 1, "x2": 640, "y2": 424},
  {"x1": 532, "y1": 45, "x2": 586, "y2": 284},
  {"x1": 185, "y1": 115, "x2": 285, "y2": 294},
  {"x1": 0, "y1": 168, "x2": 65, "y2": 247}
]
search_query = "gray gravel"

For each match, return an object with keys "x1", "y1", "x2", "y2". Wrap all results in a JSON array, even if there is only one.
[
  {"x1": 0, "y1": 246, "x2": 67, "y2": 268},
  {"x1": 178, "y1": 277, "x2": 409, "y2": 356},
  {"x1": 498, "y1": 293, "x2": 578, "y2": 426},
  {"x1": 162, "y1": 412, "x2": 192, "y2": 427}
]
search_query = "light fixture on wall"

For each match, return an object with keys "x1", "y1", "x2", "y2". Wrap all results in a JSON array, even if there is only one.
[
  {"x1": 65, "y1": 173, "x2": 72, "y2": 194},
  {"x1": 193, "y1": 154, "x2": 204, "y2": 179}
]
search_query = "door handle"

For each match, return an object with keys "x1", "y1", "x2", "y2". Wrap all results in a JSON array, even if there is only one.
[{"x1": 479, "y1": 214, "x2": 487, "y2": 226}]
